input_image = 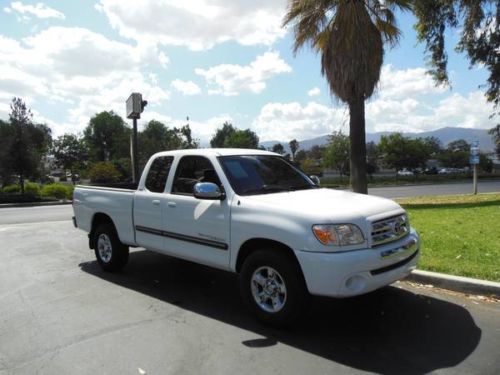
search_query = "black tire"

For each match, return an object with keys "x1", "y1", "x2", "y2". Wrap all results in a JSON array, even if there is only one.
[
  {"x1": 239, "y1": 249, "x2": 310, "y2": 327},
  {"x1": 92, "y1": 223, "x2": 129, "y2": 272}
]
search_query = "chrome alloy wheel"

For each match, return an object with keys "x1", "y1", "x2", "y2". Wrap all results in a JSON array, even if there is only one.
[
  {"x1": 251, "y1": 266, "x2": 287, "y2": 313},
  {"x1": 97, "y1": 233, "x2": 112, "y2": 263}
]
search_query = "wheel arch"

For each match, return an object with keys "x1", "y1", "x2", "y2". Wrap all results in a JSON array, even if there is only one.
[
  {"x1": 89, "y1": 213, "x2": 116, "y2": 249},
  {"x1": 235, "y1": 238, "x2": 302, "y2": 275}
]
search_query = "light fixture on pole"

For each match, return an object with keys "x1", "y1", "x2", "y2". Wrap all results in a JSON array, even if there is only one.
[{"x1": 126, "y1": 93, "x2": 147, "y2": 183}]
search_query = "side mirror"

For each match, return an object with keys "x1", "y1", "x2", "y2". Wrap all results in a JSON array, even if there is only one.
[
  {"x1": 193, "y1": 182, "x2": 225, "y2": 200},
  {"x1": 309, "y1": 175, "x2": 321, "y2": 186}
]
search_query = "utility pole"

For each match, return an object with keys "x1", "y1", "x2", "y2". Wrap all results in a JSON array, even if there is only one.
[{"x1": 126, "y1": 93, "x2": 147, "y2": 183}]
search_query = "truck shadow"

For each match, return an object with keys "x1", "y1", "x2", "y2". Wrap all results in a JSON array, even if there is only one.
[{"x1": 79, "y1": 250, "x2": 481, "y2": 375}]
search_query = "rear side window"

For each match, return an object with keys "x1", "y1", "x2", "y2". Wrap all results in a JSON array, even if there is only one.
[{"x1": 145, "y1": 156, "x2": 174, "y2": 193}]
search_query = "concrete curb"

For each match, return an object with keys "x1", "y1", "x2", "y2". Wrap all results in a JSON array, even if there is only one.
[
  {"x1": 405, "y1": 269, "x2": 500, "y2": 297},
  {"x1": 0, "y1": 200, "x2": 72, "y2": 209}
]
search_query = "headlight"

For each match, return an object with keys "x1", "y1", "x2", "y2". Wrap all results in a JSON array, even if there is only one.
[{"x1": 312, "y1": 224, "x2": 365, "y2": 246}]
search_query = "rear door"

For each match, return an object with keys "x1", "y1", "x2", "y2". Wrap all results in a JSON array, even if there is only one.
[
  {"x1": 161, "y1": 155, "x2": 231, "y2": 269},
  {"x1": 133, "y1": 156, "x2": 174, "y2": 251}
]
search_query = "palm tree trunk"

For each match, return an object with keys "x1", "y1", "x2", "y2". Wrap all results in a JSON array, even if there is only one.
[{"x1": 348, "y1": 98, "x2": 368, "y2": 194}]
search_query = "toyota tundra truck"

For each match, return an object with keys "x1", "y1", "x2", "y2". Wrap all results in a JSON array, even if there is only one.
[{"x1": 73, "y1": 149, "x2": 419, "y2": 325}]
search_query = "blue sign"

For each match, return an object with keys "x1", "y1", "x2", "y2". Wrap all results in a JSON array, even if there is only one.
[{"x1": 470, "y1": 156, "x2": 479, "y2": 165}]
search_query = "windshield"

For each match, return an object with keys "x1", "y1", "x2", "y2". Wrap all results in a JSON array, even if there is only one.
[{"x1": 218, "y1": 155, "x2": 316, "y2": 196}]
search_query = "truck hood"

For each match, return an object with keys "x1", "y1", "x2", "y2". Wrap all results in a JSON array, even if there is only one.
[{"x1": 241, "y1": 188, "x2": 404, "y2": 223}]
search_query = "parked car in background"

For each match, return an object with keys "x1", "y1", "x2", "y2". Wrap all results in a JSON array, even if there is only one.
[{"x1": 397, "y1": 169, "x2": 414, "y2": 176}]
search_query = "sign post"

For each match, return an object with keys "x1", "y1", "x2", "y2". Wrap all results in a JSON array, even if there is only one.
[
  {"x1": 126, "y1": 93, "x2": 147, "y2": 183},
  {"x1": 470, "y1": 141, "x2": 479, "y2": 195}
]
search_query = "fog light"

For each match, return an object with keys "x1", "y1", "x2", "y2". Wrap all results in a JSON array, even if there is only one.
[{"x1": 345, "y1": 275, "x2": 366, "y2": 293}]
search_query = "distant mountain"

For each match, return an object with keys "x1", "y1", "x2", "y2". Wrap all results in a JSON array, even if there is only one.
[{"x1": 261, "y1": 127, "x2": 495, "y2": 153}]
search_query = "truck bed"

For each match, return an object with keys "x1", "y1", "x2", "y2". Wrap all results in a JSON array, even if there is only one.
[{"x1": 73, "y1": 185, "x2": 137, "y2": 246}]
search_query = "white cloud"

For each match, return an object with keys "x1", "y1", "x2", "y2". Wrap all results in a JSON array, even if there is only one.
[
  {"x1": 366, "y1": 90, "x2": 496, "y2": 133},
  {"x1": 0, "y1": 28, "x2": 170, "y2": 136},
  {"x1": 252, "y1": 101, "x2": 347, "y2": 141},
  {"x1": 4, "y1": 1, "x2": 65, "y2": 20},
  {"x1": 171, "y1": 80, "x2": 202, "y2": 96},
  {"x1": 377, "y1": 64, "x2": 447, "y2": 99},
  {"x1": 307, "y1": 87, "x2": 320, "y2": 97},
  {"x1": 96, "y1": 0, "x2": 287, "y2": 50},
  {"x1": 195, "y1": 51, "x2": 291, "y2": 96}
]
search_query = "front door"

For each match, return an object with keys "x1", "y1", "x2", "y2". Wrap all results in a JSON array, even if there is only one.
[{"x1": 162, "y1": 155, "x2": 230, "y2": 269}]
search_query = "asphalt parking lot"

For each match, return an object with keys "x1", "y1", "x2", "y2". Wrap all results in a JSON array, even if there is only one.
[{"x1": 0, "y1": 208, "x2": 499, "y2": 374}]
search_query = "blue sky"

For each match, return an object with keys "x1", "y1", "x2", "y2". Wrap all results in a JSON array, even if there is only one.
[{"x1": 0, "y1": 1, "x2": 496, "y2": 145}]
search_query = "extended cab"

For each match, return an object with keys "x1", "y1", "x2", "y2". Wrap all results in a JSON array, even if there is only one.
[{"x1": 73, "y1": 149, "x2": 419, "y2": 325}]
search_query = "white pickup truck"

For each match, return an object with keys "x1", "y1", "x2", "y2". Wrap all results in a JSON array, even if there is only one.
[{"x1": 73, "y1": 149, "x2": 419, "y2": 325}]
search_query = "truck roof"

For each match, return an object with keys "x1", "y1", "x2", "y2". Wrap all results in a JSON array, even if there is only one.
[{"x1": 152, "y1": 148, "x2": 280, "y2": 158}]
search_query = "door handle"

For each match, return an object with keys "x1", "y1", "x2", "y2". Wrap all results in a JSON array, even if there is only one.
[
  {"x1": 152, "y1": 200, "x2": 160, "y2": 206},
  {"x1": 167, "y1": 201, "x2": 176, "y2": 207}
]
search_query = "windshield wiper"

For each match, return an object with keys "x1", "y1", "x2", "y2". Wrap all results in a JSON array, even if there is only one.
[{"x1": 289, "y1": 184, "x2": 318, "y2": 191}]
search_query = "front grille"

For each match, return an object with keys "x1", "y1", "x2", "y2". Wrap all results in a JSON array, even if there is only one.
[{"x1": 371, "y1": 214, "x2": 409, "y2": 247}]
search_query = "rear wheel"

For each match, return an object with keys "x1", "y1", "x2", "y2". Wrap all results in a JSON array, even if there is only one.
[
  {"x1": 240, "y1": 249, "x2": 310, "y2": 327},
  {"x1": 93, "y1": 223, "x2": 129, "y2": 272}
]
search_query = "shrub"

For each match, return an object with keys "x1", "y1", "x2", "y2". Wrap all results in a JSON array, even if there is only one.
[
  {"x1": 25, "y1": 182, "x2": 41, "y2": 197},
  {"x1": 65, "y1": 184, "x2": 74, "y2": 200},
  {"x1": 89, "y1": 162, "x2": 121, "y2": 183},
  {"x1": 2, "y1": 184, "x2": 20, "y2": 193},
  {"x1": 41, "y1": 183, "x2": 70, "y2": 200}
]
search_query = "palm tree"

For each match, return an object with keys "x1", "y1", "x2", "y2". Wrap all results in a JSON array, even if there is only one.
[
  {"x1": 283, "y1": 0, "x2": 410, "y2": 194},
  {"x1": 489, "y1": 125, "x2": 500, "y2": 158}
]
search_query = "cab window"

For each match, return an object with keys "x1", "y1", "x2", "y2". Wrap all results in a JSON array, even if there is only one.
[
  {"x1": 172, "y1": 156, "x2": 222, "y2": 195},
  {"x1": 145, "y1": 156, "x2": 174, "y2": 193}
]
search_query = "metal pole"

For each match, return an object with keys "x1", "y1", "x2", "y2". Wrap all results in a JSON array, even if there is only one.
[
  {"x1": 132, "y1": 117, "x2": 139, "y2": 183},
  {"x1": 473, "y1": 163, "x2": 478, "y2": 195}
]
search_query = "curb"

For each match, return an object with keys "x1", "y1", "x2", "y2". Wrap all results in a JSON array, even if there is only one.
[
  {"x1": 405, "y1": 270, "x2": 500, "y2": 298},
  {"x1": 0, "y1": 201, "x2": 72, "y2": 209}
]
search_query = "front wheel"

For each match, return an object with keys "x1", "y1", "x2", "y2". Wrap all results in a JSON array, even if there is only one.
[
  {"x1": 239, "y1": 250, "x2": 310, "y2": 327},
  {"x1": 93, "y1": 223, "x2": 129, "y2": 272}
]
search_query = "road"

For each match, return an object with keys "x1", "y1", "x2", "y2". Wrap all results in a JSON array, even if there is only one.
[
  {"x1": 0, "y1": 203, "x2": 499, "y2": 374},
  {"x1": 368, "y1": 180, "x2": 500, "y2": 198}
]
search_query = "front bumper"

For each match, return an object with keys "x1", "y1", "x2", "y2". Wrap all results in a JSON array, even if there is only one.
[{"x1": 296, "y1": 228, "x2": 420, "y2": 297}]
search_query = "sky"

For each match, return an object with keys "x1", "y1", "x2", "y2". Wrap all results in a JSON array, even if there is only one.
[{"x1": 0, "y1": 0, "x2": 497, "y2": 146}]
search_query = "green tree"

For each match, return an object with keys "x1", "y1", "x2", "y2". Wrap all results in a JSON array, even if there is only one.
[
  {"x1": 422, "y1": 136, "x2": 443, "y2": 157},
  {"x1": 52, "y1": 134, "x2": 88, "y2": 173},
  {"x1": 138, "y1": 120, "x2": 198, "y2": 169},
  {"x1": 323, "y1": 131, "x2": 350, "y2": 179},
  {"x1": 438, "y1": 139, "x2": 470, "y2": 168},
  {"x1": 0, "y1": 119, "x2": 15, "y2": 186},
  {"x1": 210, "y1": 122, "x2": 236, "y2": 148},
  {"x1": 178, "y1": 124, "x2": 199, "y2": 149},
  {"x1": 224, "y1": 129, "x2": 259, "y2": 149},
  {"x1": 88, "y1": 162, "x2": 121, "y2": 183},
  {"x1": 283, "y1": 0, "x2": 410, "y2": 194},
  {"x1": 84, "y1": 111, "x2": 130, "y2": 162},
  {"x1": 307, "y1": 145, "x2": 326, "y2": 161},
  {"x1": 366, "y1": 141, "x2": 379, "y2": 177},
  {"x1": 4, "y1": 98, "x2": 52, "y2": 193},
  {"x1": 488, "y1": 125, "x2": 500, "y2": 158},
  {"x1": 447, "y1": 139, "x2": 470, "y2": 152},
  {"x1": 289, "y1": 139, "x2": 299, "y2": 160},
  {"x1": 294, "y1": 149, "x2": 307, "y2": 163},
  {"x1": 479, "y1": 152, "x2": 493, "y2": 173},
  {"x1": 414, "y1": 1, "x2": 499, "y2": 114},
  {"x1": 272, "y1": 143, "x2": 285, "y2": 154},
  {"x1": 379, "y1": 133, "x2": 430, "y2": 175}
]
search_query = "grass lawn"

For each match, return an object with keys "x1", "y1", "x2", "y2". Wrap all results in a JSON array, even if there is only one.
[{"x1": 396, "y1": 193, "x2": 500, "y2": 282}]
